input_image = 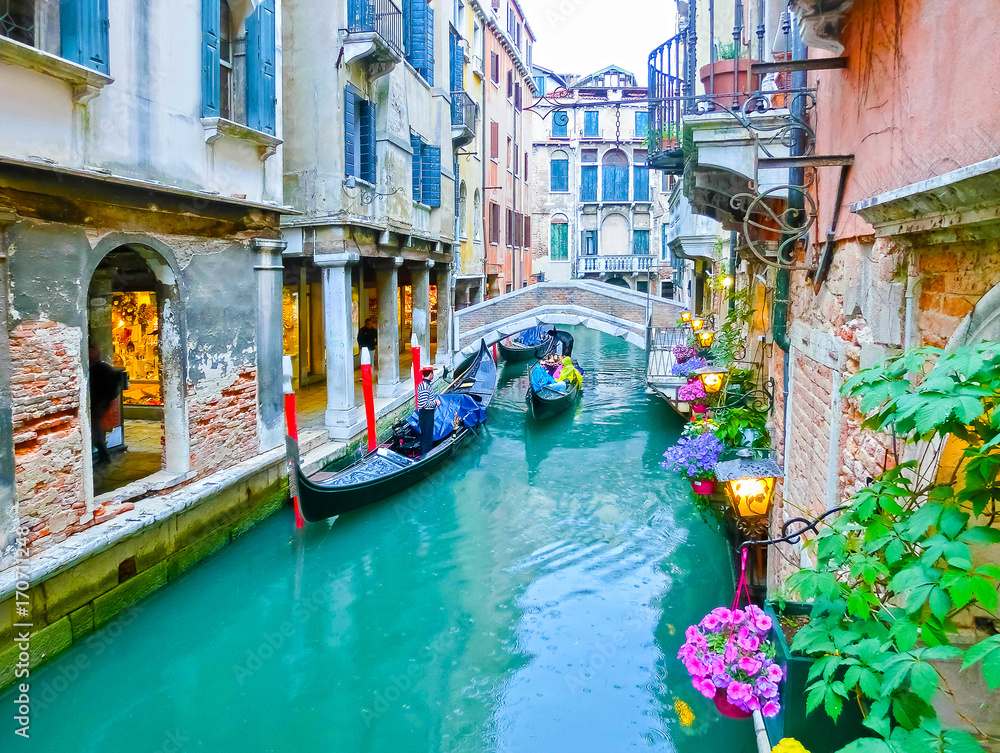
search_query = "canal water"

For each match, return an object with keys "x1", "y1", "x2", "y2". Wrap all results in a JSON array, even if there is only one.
[{"x1": 7, "y1": 328, "x2": 755, "y2": 752}]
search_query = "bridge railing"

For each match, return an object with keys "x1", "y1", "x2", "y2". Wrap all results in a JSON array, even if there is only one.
[{"x1": 646, "y1": 326, "x2": 688, "y2": 384}]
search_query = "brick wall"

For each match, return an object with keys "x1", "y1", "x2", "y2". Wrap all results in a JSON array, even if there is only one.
[
  {"x1": 187, "y1": 368, "x2": 260, "y2": 476},
  {"x1": 11, "y1": 321, "x2": 88, "y2": 548}
]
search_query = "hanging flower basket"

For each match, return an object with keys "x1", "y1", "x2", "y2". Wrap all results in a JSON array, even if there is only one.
[
  {"x1": 691, "y1": 403, "x2": 708, "y2": 415},
  {"x1": 678, "y1": 550, "x2": 783, "y2": 719}
]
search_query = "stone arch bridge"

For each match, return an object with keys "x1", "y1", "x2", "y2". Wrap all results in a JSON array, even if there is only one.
[{"x1": 452, "y1": 280, "x2": 686, "y2": 360}]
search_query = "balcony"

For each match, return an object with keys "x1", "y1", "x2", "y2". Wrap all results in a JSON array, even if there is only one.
[
  {"x1": 344, "y1": 0, "x2": 404, "y2": 79},
  {"x1": 646, "y1": 30, "x2": 688, "y2": 174},
  {"x1": 578, "y1": 254, "x2": 655, "y2": 276},
  {"x1": 451, "y1": 91, "x2": 477, "y2": 147}
]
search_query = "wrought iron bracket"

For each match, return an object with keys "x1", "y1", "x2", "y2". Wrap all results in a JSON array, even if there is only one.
[{"x1": 737, "y1": 505, "x2": 850, "y2": 551}]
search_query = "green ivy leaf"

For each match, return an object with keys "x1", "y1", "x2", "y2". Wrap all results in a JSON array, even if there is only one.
[
  {"x1": 904, "y1": 503, "x2": 943, "y2": 540},
  {"x1": 958, "y1": 526, "x2": 1000, "y2": 545},
  {"x1": 970, "y1": 577, "x2": 1000, "y2": 613},
  {"x1": 907, "y1": 661, "x2": 940, "y2": 702},
  {"x1": 938, "y1": 507, "x2": 968, "y2": 539},
  {"x1": 962, "y1": 635, "x2": 1000, "y2": 691},
  {"x1": 836, "y1": 739, "x2": 899, "y2": 753}
]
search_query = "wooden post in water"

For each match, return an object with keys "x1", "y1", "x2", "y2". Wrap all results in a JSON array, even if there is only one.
[
  {"x1": 411, "y1": 332, "x2": 421, "y2": 407},
  {"x1": 282, "y1": 356, "x2": 305, "y2": 528},
  {"x1": 361, "y1": 348, "x2": 377, "y2": 452}
]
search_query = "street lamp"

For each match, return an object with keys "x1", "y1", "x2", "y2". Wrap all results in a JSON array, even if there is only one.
[
  {"x1": 690, "y1": 318, "x2": 705, "y2": 332},
  {"x1": 714, "y1": 448, "x2": 784, "y2": 523},
  {"x1": 694, "y1": 365, "x2": 728, "y2": 395},
  {"x1": 695, "y1": 330, "x2": 715, "y2": 348},
  {"x1": 680, "y1": 312, "x2": 692, "y2": 323}
]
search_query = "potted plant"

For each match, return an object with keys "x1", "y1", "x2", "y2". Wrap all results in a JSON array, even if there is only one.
[
  {"x1": 673, "y1": 344, "x2": 698, "y2": 364},
  {"x1": 661, "y1": 431, "x2": 723, "y2": 494},
  {"x1": 678, "y1": 379, "x2": 709, "y2": 415},
  {"x1": 670, "y1": 355, "x2": 708, "y2": 379},
  {"x1": 678, "y1": 603, "x2": 783, "y2": 719},
  {"x1": 700, "y1": 40, "x2": 760, "y2": 109}
]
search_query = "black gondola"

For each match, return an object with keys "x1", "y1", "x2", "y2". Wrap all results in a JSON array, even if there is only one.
[
  {"x1": 525, "y1": 360, "x2": 583, "y2": 420},
  {"x1": 289, "y1": 340, "x2": 499, "y2": 521},
  {"x1": 497, "y1": 324, "x2": 550, "y2": 362}
]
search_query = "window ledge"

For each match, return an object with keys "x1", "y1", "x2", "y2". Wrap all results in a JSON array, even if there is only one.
[
  {"x1": 413, "y1": 201, "x2": 432, "y2": 211},
  {"x1": 0, "y1": 36, "x2": 113, "y2": 104},
  {"x1": 201, "y1": 117, "x2": 282, "y2": 160}
]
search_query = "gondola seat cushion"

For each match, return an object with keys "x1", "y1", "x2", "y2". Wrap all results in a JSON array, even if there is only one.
[{"x1": 405, "y1": 393, "x2": 487, "y2": 441}]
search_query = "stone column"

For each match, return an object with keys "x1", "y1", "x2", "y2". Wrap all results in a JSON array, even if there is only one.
[
  {"x1": 253, "y1": 238, "x2": 288, "y2": 452},
  {"x1": 316, "y1": 252, "x2": 360, "y2": 437},
  {"x1": 298, "y1": 264, "x2": 310, "y2": 388},
  {"x1": 411, "y1": 261, "x2": 432, "y2": 359},
  {"x1": 436, "y1": 263, "x2": 454, "y2": 366},
  {"x1": 374, "y1": 257, "x2": 403, "y2": 398}
]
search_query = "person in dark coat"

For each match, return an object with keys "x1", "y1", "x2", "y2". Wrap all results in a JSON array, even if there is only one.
[
  {"x1": 416, "y1": 366, "x2": 439, "y2": 457},
  {"x1": 89, "y1": 343, "x2": 122, "y2": 465},
  {"x1": 358, "y1": 317, "x2": 378, "y2": 353}
]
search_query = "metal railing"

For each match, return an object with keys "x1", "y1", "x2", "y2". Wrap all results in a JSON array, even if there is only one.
[
  {"x1": 646, "y1": 327, "x2": 688, "y2": 383},
  {"x1": 451, "y1": 91, "x2": 478, "y2": 133},
  {"x1": 647, "y1": 30, "x2": 688, "y2": 172},
  {"x1": 579, "y1": 255, "x2": 655, "y2": 275},
  {"x1": 347, "y1": 0, "x2": 404, "y2": 58}
]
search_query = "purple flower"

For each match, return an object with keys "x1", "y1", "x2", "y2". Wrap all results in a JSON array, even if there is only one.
[
  {"x1": 673, "y1": 344, "x2": 698, "y2": 363},
  {"x1": 761, "y1": 700, "x2": 780, "y2": 717},
  {"x1": 737, "y1": 656, "x2": 763, "y2": 675},
  {"x1": 700, "y1": 614, "x2": 722, "y2": 631},
  {"x1": 754, "y1": 677, "x2": 779, "y2": 699},
  {"x1": 765, "y1": 663, "x2": 783, "y2": 683},
  {"x1": 746, "y1": 604, "x2": 773, "y2": 634},
  {"x1": 712, "y1": 672, "x2": 734, "y2": 688},
  {"x1": 671, "y1": 356, "x2": 709, "y2": 378},
  {"x1": 726, "y1": 681, "x2": 753, "y2": 705},
  {"x1": 693, "y1": 676, "x2": 717, "y2": 698}
]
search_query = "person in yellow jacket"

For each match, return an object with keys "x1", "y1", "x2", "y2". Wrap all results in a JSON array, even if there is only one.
[{"x1": 556, "y1": 357, "x2": 582, "y2": 390}]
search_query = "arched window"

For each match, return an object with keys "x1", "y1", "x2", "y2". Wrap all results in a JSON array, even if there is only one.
[
  {"x1": 220, "y1": 1, "x2": 234, "y2": 121},
  {"x1": 549, "y1": 214, "x2": 569, "y2": 261},
  {"x1": 550, "y1": 150, "x2": 569, "y2": 192},
  {"x1": 600, "y1": 213, "x2": 629, "y2": 254},
  {"x1": 602, "y1": 150, "x2": 629, "y2": 201},
  {"x1": 458, "y1": 182, "x2": 468, "y2": 240},
  {"x1": 473, "y1": 189, "x2": 482, "y2": 240}
]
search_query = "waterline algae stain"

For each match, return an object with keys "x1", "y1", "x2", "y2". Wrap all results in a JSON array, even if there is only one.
[{"x1": 3, "y1": 329, "x2": 755, "y2": 752}]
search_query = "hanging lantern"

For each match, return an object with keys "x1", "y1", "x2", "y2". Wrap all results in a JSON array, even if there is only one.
[
  {"x1": 714, "y1": 449, "x2": 784, "y2": 522},
  {"x1": 695, "y1": 330, "x2": 716, "y2": 348},
  {"x1": 694, "y1": 365, "x2": 728, "y2": 395},
  {"x1": 690, "y1": 318, "x2": 705, "y2": 332},
  {"x1": 680, "y1": 312, "x2": 692, "y2": 323}
]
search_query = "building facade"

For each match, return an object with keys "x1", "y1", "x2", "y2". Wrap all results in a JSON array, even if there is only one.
[
  {"x1": 480, "y1": 0, "x2": 534, "y2": 296},
  {"x1": 530, "y1": 65, "x2": 687, "y2": 297},
  {"x1": 0, "y1": 0, "x2": 287, "y2": 564}
]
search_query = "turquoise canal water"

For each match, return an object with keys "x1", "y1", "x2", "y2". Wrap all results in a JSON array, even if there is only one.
[{"x1": 6, "y1": 328, "x2": 754, "y2": 752}]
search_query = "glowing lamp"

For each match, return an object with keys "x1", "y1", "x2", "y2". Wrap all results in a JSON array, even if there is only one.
[
  {"x1": 695, "y1": 330, "x2": 716, "y2": 348},
  {"x1": 714, "y1": 449, "x2": 784, "y2": 520},
  {"x1": 723, "y1": 276, "x2": 734, "y2": 288},
  {"x1": 690, "y1": 318, "x2": 705, "y2": 332},
  {"x1": 694, "y1": 365, "x2": 728, "y2": 395},
  {"x1": 680, "y1": 312, "x2": 692, "y2": 323}
]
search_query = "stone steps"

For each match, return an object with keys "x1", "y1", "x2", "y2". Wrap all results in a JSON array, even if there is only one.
[{"x1": 299, "y1": 438, "x2": 348, "y2": 477}]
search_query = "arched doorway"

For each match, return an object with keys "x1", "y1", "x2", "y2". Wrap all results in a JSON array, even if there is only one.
[
  {"x1": 86, "y1": 244, "x2": 187, "y2": 497},
  {"x1": 605, "y1": 276, "x2": 630, "y2": 289}
]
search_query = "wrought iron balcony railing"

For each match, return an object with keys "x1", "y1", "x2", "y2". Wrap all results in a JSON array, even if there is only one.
[
  {"x1": 647, "y1": 30, "x2": 689, "y2": 174},
  {"x1": 451, "y1": 91, "x2": 477, "y2": 132},
  {"x1": 347, "y1": 0, "x2": 404, "y2": 58}
]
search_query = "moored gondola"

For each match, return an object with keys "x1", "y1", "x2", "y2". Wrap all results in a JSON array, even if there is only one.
[
  {"x1": 525, "y1": 358, "x2": 583, "y2": 420},
  {"x1": 497, "y1": 324, "x2": 550, "y2": 362},
  {"x1": 289, "y1": 340, "x2": 498, "y2": 521}
]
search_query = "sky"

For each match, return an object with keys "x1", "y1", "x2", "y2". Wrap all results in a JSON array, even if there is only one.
[{"x1": 521, "y1": 0, "x2": 677, "y2": 87}]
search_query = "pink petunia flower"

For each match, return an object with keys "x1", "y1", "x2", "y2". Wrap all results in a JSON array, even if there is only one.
[
  {"x1": 761, "y1": 701, "x2": 780, "y2": 718},
  {"x1": 765, "y1": 663, "x2": 783, "y2": 683},
  {"x1": 737, "y1": 656, "x2": 763, "y2": 675},
  {"x1": 693, "y1": 676, "x2": 717, "y2": 698}
]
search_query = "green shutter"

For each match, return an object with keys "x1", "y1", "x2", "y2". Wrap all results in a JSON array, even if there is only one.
[
  {"x1": 246, "y1": 0, "x2": 277, "y2": 135},
  {"x1": 550, "y1": 223, "x2": 568, "y2": 261},
  {"x1": 200, "y1": 0, "x2": 220, "y2": 116},
  {"x1": 634, "y1": 230, "x2": 649, "y2": 255},
  {"x1": 345, "y1": 87, "x2": 357, "y2": 177},
  {"x1": 421, "y1": 144, "x2": 441, "y2": 207},
  {"x1": 61, "y1": 0, "x2": 110, "y2": 74}
]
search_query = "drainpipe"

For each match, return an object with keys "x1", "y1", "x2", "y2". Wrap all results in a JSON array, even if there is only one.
[
  {"x1": 728, "y1": 230, "x2": 737, "y2": 318},
  {"x1": 771, "y1": 21, "x2": 806, "y2": 357}
]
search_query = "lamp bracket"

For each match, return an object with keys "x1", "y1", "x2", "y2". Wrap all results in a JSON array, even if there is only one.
[{"x1": 737, "y1": 505, "x2": 850, "y2": 552}]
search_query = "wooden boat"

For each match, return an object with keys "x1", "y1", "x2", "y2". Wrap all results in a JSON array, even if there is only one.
[
  {"x1": 525, "y1": 360, "x2": 583, "y2": 420},
  {"x1": 289, "y1": 340, "x2": 498, "y2": 521},
  {"x1": 497, "y1": 324, "x2": 550, "y2": 362},
  {"x1": 538, "y1": 329, "x2": 575, "y2": 358}
]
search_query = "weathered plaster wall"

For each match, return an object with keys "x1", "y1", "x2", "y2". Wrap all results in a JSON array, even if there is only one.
[
  {"x1": 0, "y1": 0, "x2": 282, "y2": 203},
  {"x1": 0, "y1": 251, "x2": 14, "y2": 570}
]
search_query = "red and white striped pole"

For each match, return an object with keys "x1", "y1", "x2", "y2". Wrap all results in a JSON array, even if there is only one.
[
  {"x1": 361, "y1": 347, "x2": 377, "y2": 453},
  {"x1": 411, "y1": 332, "x2": 421, "y2": 407},
  {"x1": 282, "y1": 356, "x2": 305, "y2": 529}
]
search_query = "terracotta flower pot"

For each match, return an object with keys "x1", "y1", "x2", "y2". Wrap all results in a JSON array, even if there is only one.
[
  {"x1": 691, "y1": 403, "x2": 708, "y2": 415},
  {"x1": 699, "y1": 59, "x2": 761, "y2": 108},
  {"x1": 714, "y1": 693, "x2": 753, "y2": 719},
  {"x1": 691, "y1": 479, "x2": 715, "y2": 495}
]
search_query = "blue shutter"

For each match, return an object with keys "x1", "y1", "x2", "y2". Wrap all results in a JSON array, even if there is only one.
[
  {"x1": 603, "y1": 165, "x2": 628, "y2": 201},
  {"x1": 584, "y1": 111, "x2": 598, "y2": 137},
  {"x1": 360, "y1": 100, "x2": 377, "y2": 183},
  {"x1": 61, "y1": 0, "x2": 110, "y2": 74},
  {"x1": 246, "y1": 0, "x2": 277, "y2": 135},
  {"x1": 551, "y1": 158, "x2": 568, "y2": 192},
  {"x1": 581, "y1": 165, "x2": 597, "y2": 201},
  {"x1": 200, "y1": 0, "x2": 220, "y2": 116},
  {"x1": 345, "y1": 87, "x2": 357, "y2": 177},
  {"x1": 449, "y1": 31, "x2": 463, "y2": 92},
  {"x1": 410, "y1": 133, "x2": 423, "y2": 201},
  {"x1": 634, "y1": 166, "x2": 649, "y2": 201},
  {"x1": 421, "y1": 144, "x2": 441, "y2": 207},
  {"x1": 634, "y1": 229, "x2": 649, "y2": 255},
  {"x1": 423, "y1": 7, "x2": 434, "y2": 85},
  {"x1": 408, "y1": 0, "x2": 426, "y2": 74},
  {"x1": 635, "y1": 111, "x2": 648, "y2": 138}
]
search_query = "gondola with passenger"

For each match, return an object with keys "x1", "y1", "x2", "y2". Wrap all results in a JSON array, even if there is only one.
[
  {"x1": 289, "y1": 340, "x2": 498, "y2": 521},
  {"x1": 525, "y1": 353, "x2": 583, "y2": 420}
]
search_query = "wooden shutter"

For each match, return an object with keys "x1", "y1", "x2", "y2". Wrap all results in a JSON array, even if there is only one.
[
  {"x1": 246, "y1": 0, "x2": 277, "y2": 135},
  {"x1": 524, "y1": 152, "x2": 528, "y2": 179},
  {"x1": 421, "y1": 144, "x2": 441, "y2": 207},
  {"x1": 409, "y1": 0, "x2": 427, "y2": 73},
  {"x1": 581, "y1": 165, "x2": 597, "y2": 201},
  {"x1": 524, "y1": 215, "x2": 531, "y2": 247},
  {"x1": 345, "y1": 87, "x2": 357, "y2": 177},
  {"x1": 491, "y1": 52, "x2": 499, "y2": 83},
  {"x1": 450, "y1": 31, "x2": 463, "y2": 92},
  {"x1": 514, "y1": 84, "x2": 521, "y2": 111},
  {"x1": 603, "y1": 165, "x2": 628, "y2": 201},
  {"x1": 490, "y1": 203, "x2": 500, "y2": 243},
  {"x1": 584, "y1": 111, "x2": 598, "y2": 137},
  {"x1": 410, "y1": 133, "x2": 423, "y2": 200},
  {"x1": 551, "y1": 158, "x2": 568, "y2": 192},
  {"x1": 551, "y1": 223, "x2": 567, "y2": 261},
  {"x1": 200, "y1": 0, "x2": 221, "y2": 116},
  {"x1": 634, "y1": 230, "x2": 650, "y2": 255},
  {"x1": 62, "y1": 0, "x2": 111, "y2": 74},
  {"x1": 490, "y1": 121, "x2": 499, "y2": 159},
  {"x1": 635, "y1": 111, "x2": 648, "y2": 138},
  {"x1": 360, "y1": 100, "x2": 377, "y2": 183},
  {"x1": 634, "y1": 165, "x2": 649, "y2": 201},
  {"x1": 423, "y1": 7, "x2": 434, "y2": 84}
]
